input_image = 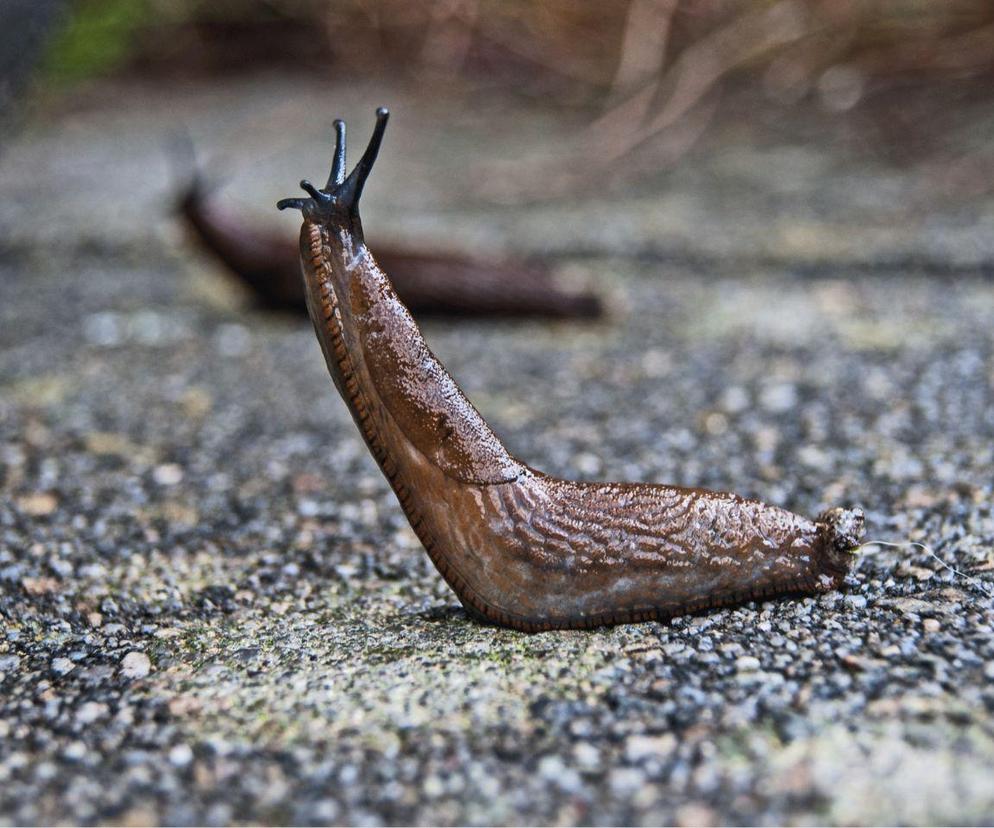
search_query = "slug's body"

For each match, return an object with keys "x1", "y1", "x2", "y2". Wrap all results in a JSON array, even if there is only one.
[
  {"x1": 179, "y1": 177, "x2": 602, "y2": 319},
  {"x1": 278, "y1": 109, "x2": 864, "y2": 631}
]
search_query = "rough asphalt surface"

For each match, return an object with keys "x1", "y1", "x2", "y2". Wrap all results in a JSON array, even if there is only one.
[{"x1": 1, "y1": 76, "x2": 993, "y2": 825}]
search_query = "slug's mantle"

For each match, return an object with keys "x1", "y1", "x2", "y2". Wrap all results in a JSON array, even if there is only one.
[{"x1": 277, "y1": 107, "x2": 864, "y2": 632}]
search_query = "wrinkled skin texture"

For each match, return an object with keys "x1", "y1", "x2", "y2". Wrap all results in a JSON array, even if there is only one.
[{"x1": 279, "y1": 109, "x2": 864, "y2": 631}]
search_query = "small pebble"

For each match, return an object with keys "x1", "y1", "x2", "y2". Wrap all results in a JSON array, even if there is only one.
[
  {"x1": 76, "y1": 702, "x2": 108, "y2": 725},
  {"x1": 843, "y1": 595, "x2": 868, "y2": 611},
  {"x1": 736, "y1": 656, "x2": 761, "y2": 672},
  {"x1": 609, "y1": 767, "x2": 646, "y2": 796},
  {"x1": 17, "y1": 492, "x2": 58, "y2": 516},
  {"x1": 573, "y1": 742, "x2": 600, "y2": 771},
  {"x1": 720, "y1": 386, "x2": 750, "y2": 414},
  {"x1": 120, "y1": 652, "x2": 152, "y2": 679},
  {"x1": 168, "y1": 744, "x2": 194, "y2": 767},
  {"x1": 625, "y1": 734, "x2": 676, "y2": 762},
  {"x1": 152, "y1": 464, "x2": 184, "y2": 486},
  {"x1": 0, "y1": 655, "x2": 21, "y2": 672},
  {"x1": 759, "y1": 383, "x2": 797, "y2": 412},
  {"x1": 62, "y1": 741, "x2": 87, "y2": 762},
  {"x1": 51, "y1": 657, "x2": 74, "y2": 676}
]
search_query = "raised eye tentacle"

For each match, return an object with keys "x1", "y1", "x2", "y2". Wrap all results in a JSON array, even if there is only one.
[
  {"x1": 327, "y1": 119, "x2": 347, "y2": 189},
  {"x1": 339, "y1": 107, "x2": 390, "y2": 211}
]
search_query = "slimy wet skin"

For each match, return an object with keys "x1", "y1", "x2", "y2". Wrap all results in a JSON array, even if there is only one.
[{"x1": 277, "y1": 108, "x2": 864, "y2": 631}]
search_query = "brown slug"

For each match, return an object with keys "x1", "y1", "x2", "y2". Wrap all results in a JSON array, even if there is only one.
[
  {"x1": 179, "y1": 171, "x2": 602, "y2": 319},
  {"x1": 277, "y1": 108, "x2": 865, "y2": 632}
]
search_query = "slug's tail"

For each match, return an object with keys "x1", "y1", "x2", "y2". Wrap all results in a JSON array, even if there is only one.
[
  {"x1": 277, "y1": 107, "x2": 389, "y2": 232},
  {"x1": 817, "y1": 505, "x2": 865, "y2": 578}
]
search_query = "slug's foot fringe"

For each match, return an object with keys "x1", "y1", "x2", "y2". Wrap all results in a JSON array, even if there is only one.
[{"x1": 277, "y1": 108, "x2": 389, "y2": 235}]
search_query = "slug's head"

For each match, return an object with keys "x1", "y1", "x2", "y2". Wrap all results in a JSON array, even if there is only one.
[
  {"x1": 813, "y1": 505, "x2": 865, "y2": 587},
  {"x1": 276, "y1": 107, "x2": 389, "y2": 239}
]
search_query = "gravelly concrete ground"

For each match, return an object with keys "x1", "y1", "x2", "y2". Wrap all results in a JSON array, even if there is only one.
[{"x1": 1, "y1": 75, "x2": 994, "y2": 825}]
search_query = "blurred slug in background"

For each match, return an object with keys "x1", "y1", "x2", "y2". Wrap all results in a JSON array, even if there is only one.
[
  {"x1": 176, "y1": 161, "x2": 604, "y2": 320},
  {"x1": 276, "y1": 108, "x2": 865, "y2": 632}
]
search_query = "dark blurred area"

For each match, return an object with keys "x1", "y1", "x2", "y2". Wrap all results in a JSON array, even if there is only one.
[
  {"x1": 0, "y1": 0, "x2": 67, "y2": 128},
  {"x1": 6, "y1": 0, "x2": 994, "y2": 193}
]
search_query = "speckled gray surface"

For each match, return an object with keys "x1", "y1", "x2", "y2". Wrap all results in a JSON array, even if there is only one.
[{"x1": 1, "y1": 76, "x2": 994, "y2": 825}]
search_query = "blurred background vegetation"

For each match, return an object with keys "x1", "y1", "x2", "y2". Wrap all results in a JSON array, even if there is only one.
[
  {"x1": 31, "y1": 0, "x2": 994, "y2": 92},
  {"x1": 4, "y1": 0, "x2": 994, "y2": 194}
]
